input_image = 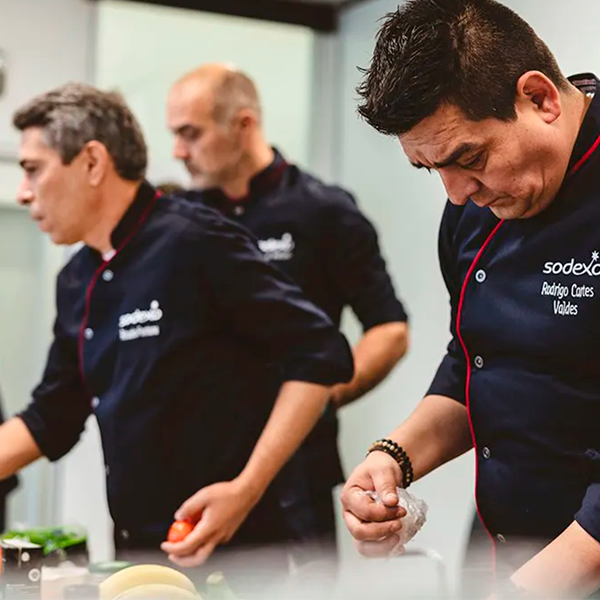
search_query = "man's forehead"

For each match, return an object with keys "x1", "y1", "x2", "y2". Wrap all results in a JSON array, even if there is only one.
[
  {"x1": 401, "y1": 105, "x2": 466, "y2": 143},
  {"x1": 170, "y1": 79, "x2": 214, "y2": 109},
  {"x1": 19, "y1": 127, "x2": 53, "y2": 158},
  {"x1": 167, "y1": 86, "x2": 214, "y2": 126},
  {"x1": 399, "y1": 106, "x2": 483, "y2": 164}
]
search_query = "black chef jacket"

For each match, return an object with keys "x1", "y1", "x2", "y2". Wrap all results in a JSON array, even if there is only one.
[
  {"x1": 429, "y1": 74, "x2": 600, "y2": 559},
  {"x1": 18, "y1": 182, "x2": 353, "y2": 548},
  {"x1": 0, "y1": 393, "x2": 18, "y2": 532},
  {"x1": 184, "y1": 153, "x2": 407, "y2": 501}
]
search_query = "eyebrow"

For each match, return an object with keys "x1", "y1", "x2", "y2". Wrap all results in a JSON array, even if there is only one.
[
  {"x1": 173, "y1": 124, "x2": 199, "y2": 135},
  {"x1": 19, "y1": 159, "x2": 37, "y2": 169},
  {"x1": 410, "y1": 143, "x2": 477, "y2": 170}
]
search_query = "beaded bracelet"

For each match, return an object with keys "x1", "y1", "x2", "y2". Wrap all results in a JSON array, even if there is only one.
[{"x1": 367, "y1": 438, "x2": 414, "y2": 488}]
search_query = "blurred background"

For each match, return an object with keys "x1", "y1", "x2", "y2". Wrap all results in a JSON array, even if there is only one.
[{"x1": 0, "y1": 0, "x2": 599, "y2": 595}]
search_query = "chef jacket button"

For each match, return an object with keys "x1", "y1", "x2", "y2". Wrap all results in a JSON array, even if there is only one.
[
  {"x1": 84, "y1": 328, "x2": 94, "y2": 340},
  {"x1": 105, "y1": 465, "x2": 110, "y2": 476},
  {"x1": 233, "y1": 206, "x2": 244, "y2": 216},
  {"x1": 102, "y1": 269, "x2": 114, "y2": 282},
  {"x1": 496, "y1": 533, "x2": 506, "y2": 543},
  {"x1": 91, "y1": 397, "x2": 100, "y2": 409},
  {"x1": 482, "y1": 447, "x2": 491, "y2": 460},
  {"x1": 120, "y1": 529, "x2": 129, "y2": 540},
  {"x1": 475, "y1": 269, "x2": 487, "y2": 283},
  {"x1": 474, "y1": 355, "x2": 484, "y2": 369}
]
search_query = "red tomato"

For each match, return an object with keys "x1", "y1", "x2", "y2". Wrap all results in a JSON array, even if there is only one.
[{"x1": 167, "y1": 519, "x2": 195, "y2": 543}]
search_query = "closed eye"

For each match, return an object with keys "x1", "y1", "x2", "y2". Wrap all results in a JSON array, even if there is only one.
[
  {"x1": 410, "y1": 162, "x2": 432, "y2": 173},
  {"x1": 460, "y1": 153, "x2": 485, "y2": 170},
  {"x1": 176, "y1": 126, "x2": 201, "y2": 143}
]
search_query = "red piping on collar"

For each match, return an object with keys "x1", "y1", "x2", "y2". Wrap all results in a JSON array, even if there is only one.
[
  {"x1": 77, "y1": 191, "x2": 162, "y2": 397},
  {"x1": 569, "y1": 131, "x2": 600, "y2": 176}
]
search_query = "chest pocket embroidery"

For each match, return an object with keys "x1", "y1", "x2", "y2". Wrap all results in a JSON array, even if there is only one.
[
  {"x1": 118, "y1": 300, "x2": 163, "y2": 341},
  {"x1": 257, "y1": 232, "x2": 295, "y2": 261}
]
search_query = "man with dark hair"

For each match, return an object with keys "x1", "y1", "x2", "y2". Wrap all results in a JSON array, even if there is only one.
[
  {"x1": 2, "y1": 82, "x2": 354, "y2": 586},
  {"x1": 166, "y1": 63, "x2": 409, "y2": 561},
  {"x1": 358, "y1": 0, "x2": 570, "y2": 138},
  {"x1": 340, "y1": 1, "x2": 600, "y2": 598}
]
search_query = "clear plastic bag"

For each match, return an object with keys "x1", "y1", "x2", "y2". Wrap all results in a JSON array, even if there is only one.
[{"x1": 363, "y1": 487, "x2": 428, "y2": 552}]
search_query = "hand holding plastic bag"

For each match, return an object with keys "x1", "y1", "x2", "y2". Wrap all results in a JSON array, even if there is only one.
[{"x1": 362, "y1": 487, "x2": 428, "y2": 554}]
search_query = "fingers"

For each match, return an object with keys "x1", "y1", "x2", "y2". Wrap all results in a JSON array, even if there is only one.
[
  {"x1": 355, "y1": 535, "x2": 404, "y2": 558},
  {"x1": 167, "y1": 541, "x2": 217, "y2": 568},
  {"x1": 174, "y1": 491, "x2": 206, "y2": 521},
  {"x1": 343, "y1": 507, "x2": 403, "y2": 541},
  {"x1": 366, "y1": 451, "x2": 404, "y2": 508},
  {"x1": 162, "y1": 517, "x2": 218, "y2": 567},
  {"x1": 341, "y1": 455, "x2": 408, "y2": 548},
  {"x1": 371, "y1": 468, "x2": 401, "y2": 508},
  {"x1": 161, "y1": 519, "x2": 212, "y2": 557},
  {"x1": 341, "y1": 485, "x2": 405, "y2": 524}
]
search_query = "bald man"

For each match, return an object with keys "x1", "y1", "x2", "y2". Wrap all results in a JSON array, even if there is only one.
[{"x1": 166, "y1": 64, "x2": 409, "y2": 561}]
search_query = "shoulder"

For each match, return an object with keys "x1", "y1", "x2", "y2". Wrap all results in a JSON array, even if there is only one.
[
  {"x1": 157, "y1": 194, "x2": 263, "y2": 262},
  {"x1": 438, "y1": 199, "x2": 500, "y2": 257},
  {"x1": 154, "y1": 194, "x2": 227, "y2": 231},
  {"x1": 287, "y1": 166, "x2": 366, "y2": 217},
  {"x1": 151, "y1": 194, "x2": 256, "y2": 242},
  {"x1": 439, "y1": 201, "x2": 467, "y2": 243},
  {"x1": 57, "y1": 245, "x2": 95, "y2": 289}
]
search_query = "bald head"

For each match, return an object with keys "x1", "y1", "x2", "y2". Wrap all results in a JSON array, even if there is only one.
[
  {"x1": 167, "y1": 64, "x2": 270, "y2": 190},
  {"x1": 171, "y1": 63, "x2": 262, "y2": 125}
]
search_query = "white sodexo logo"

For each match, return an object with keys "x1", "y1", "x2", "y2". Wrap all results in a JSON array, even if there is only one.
[
  {"x1": 118, "y1": 300, "x2": 163, "y2": 328},
  {"x1": 258, "y1": 232, "x2": 295, "y2": 261},
  {"x1": 543, "y1": 251, "x2": 600, "y2": 276},
  {"x1": 118, "y1": 300, "x2": 163, "y2": 342}
]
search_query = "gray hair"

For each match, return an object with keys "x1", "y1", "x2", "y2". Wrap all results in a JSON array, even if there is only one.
[
  {"x1": 13, "y1": 82, "x2": 147, "y2": 180},
  {"x1": 213, "y1": 70, "x2": 262, "y2": 125}
]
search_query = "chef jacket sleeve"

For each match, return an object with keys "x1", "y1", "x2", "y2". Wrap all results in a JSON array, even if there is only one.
[
  {"x1": 18, "y1": 269, "x2": 92, "y2": 460},
  {"x1": 196, "y1": 215, "x2": 354, "y2": 386},
  {"x1": 324, "y1": 190, "x2": 408, "y2": 330},
  {"x1": 426, "y1": 201, "x2": 468, "y2": 404}
]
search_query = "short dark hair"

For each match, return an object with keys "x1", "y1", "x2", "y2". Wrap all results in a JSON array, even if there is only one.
[
  {"x1": 13, "y1": 82, "x2": 147, "y2": 181},
  {"x1": 357, "y1": 0, "x2": 570, "y2": 136}
]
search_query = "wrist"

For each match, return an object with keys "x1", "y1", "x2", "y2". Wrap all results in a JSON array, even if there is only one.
[
  {"x1": 367, "y1": 438, "x2": 415, "y2": 488},
  {"x1": 365, "y1": 448, "x2": 403, "y2": 480},
  {"x1": 234, "y1": 472, "x2": 267, "y2": 507}
]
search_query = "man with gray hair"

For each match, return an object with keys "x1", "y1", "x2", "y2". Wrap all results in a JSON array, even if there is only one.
[
  {"x1": 2, "y1": 82, "x2": 354, "y2": 586},
  {"x1": 166, "y1": 63, "x2": 410, "y2": 562}
]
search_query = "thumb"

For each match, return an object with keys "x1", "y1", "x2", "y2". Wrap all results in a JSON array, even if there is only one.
[
  {"x1": 175, "y1": 488, "x2": 208, "y2": 521},
  {"x1": 371, "y1": 468, "x2": 400, "y2": 508}
]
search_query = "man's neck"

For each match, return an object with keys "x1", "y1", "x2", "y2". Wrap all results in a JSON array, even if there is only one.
[
  {"x1": 221, "y1": 142, "x2": 275, "y2": 200},
  {"x1": 566, "y1": 81, "x2": 594, "y2": 130},
  {"x1": 556, "y1": 85, "x2": 594, "y2": 173},
  {"x1": 83, "y1": 179, "x2": 142, "y2": 255}
]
